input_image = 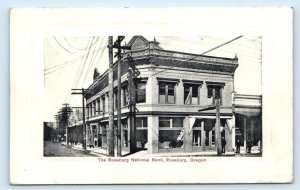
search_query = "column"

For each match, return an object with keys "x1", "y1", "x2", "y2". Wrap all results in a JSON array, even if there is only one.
[
  {"x1": 146, "y1": 77, "x2": 153, "y2": 104},
  {"x1": 201, "y1": 120, "x2": 205, "y2": 150},
  {"x1": 147, "y1": 116, "x2": 159, "y2": 153},
  {"x1": 225, "y1": 124, "x2": 232, "y2": 152},
  {"x1": 250, "y1": 118, "x2": 254, "y2": 143},
  {"x1": 177, "y1": 80, "x2": 184, "y2": 105},
  {"x1": 121, "y1": 119, "x2": 125, "y2": 150},
  {"x1": 184, "y1": 117, "x2": 193, "y2": 152},
  {"x1": 150, "y1": 76, "x2": 158, "y2": 104},
  {"x1": 232, "y1": 115, "x2": 236, "y2": 150},
  {"x1": 209, "y1": 130, "x2": 212, "y2": 147},
  {"x1": 243, "y1": 117, "x2": 247, "y2": 149},
  {"x1": 200, "y1": 83, "x2": 209, "y2": 106}
]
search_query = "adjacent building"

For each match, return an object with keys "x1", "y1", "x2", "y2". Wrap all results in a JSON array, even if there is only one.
[{"x1": 68, "y1": 36, "x2": 262, "y2": 155}]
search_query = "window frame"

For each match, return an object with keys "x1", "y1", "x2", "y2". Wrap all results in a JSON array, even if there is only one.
[
  {"x1": 158, "y1": 82, "x2": 176, "y2": 104},
  {"x1": 206, "y1": 82, "x2": 225, "y2": 106},
  {"x1": 136, "y1": 82, "x2": 146, "y2": 104}
]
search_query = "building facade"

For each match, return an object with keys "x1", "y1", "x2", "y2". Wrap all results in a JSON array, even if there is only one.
[{"x1": 68, "y1": 36, "x2": 262, "y2": 154}]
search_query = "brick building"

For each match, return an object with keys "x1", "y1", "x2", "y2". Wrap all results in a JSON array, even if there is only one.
[{"x1": 68, "y1": 36, "x2": 262, "y2": 155}]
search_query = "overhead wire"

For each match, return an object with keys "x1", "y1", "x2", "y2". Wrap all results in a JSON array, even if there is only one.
[
  {"x1": 64, "y1": 37, "x2": 98, "y2": 51},
  {"x1": 64, "y1": 37, "x2": 93, "y2": 103},
  {"x1": 74, "y1": 37, "x2": 96, "y2": 89},
  {"x1": 53, "y1": 37, "x2": 78, "y2": 54},
  {"x1": 44, "y1": 46, "x2": 106, "y2": 74},
  {"x1": 82, "y1": 37, "x2": 108, "y2": 87},
  {"x1": 81, "y1": 37, "x2": 102, "y2": 86}
]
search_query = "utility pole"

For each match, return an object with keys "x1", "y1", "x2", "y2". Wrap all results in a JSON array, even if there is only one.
[
  {"x1": 108, "y1": 36, "x2": 115, "y2": 157},
  {"x1": 54, "y1": 114, "x2": 59, "y2": 142},
  {"x1": 71, "y1": 88, "x2": 87, "y2": 150},
  {"x1": 215, "y1": 98, "x2": 222, "y2": 155},
  {"x1": 61, "y1": 103, "x2": 73, "y2": 146},
  {"x1": 127, "y1": 54, "x2": 139, "y2": 154},
  {"x1": 198, "y1": 97, "x2": 222, "y2": 156},
  {"x1": 113, "y1": 36, "x2": 131, "y2": 157}
]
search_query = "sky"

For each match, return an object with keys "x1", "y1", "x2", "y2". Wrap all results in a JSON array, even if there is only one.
[{"x1": 44, "y1": 36, "x2": 262, "y2": 121}]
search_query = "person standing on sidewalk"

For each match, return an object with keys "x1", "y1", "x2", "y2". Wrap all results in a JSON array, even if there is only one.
[
  {"x1": 246, "y1": 138, "x2": 252, "y2": 153},
  {"x1": 221, "y1": 137, "x2": 226, "y2": 153},
  {"x1": 236, "y1": 138, "x2": 241, "y2": 154}
]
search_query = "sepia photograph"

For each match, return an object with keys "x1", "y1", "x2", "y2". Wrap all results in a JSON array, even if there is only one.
[{"x1": 43, "y1": 35, "x2": 262, "y2": 158}]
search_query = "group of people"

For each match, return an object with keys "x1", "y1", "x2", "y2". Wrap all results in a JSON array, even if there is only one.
[
  {"x1": 67, "y1": 137, "x2": 78, "y2": 146},
  {"x1": 235, "y1": 138, "x2": 253, "y2": 154},
  {"x1": 221, "y1": 137, "x2": 253, "y2": 154}
]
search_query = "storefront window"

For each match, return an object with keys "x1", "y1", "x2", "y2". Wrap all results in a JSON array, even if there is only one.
[
  {"x1": 193, "y1": 130, "x2": 201, "y2": 147},
  {"x1": 159, "y1": 117, "x2": 184, "y2": 149},
  {"x1": 136, "y1": 117, "x2": 148, "y2": 149}
]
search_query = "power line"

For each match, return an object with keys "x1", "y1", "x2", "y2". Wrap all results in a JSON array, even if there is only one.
[
  {"x1": 82, "y1": 37, "x2": 106, "y2": 86},
  {"x1": 198, "y1": 35, "x2": 243, "y2": 57},
  {"x1": 74, "y1": 37, "x2": 96, "y2": 89},
  {"x1": 44, "y1": 46, "x2": 105, "y2": 73},
  {"x1": 53, "y1": 37, "x2": 78, "y2": 54},
  {"x1": 64, "y1": 37, "x2": 93, "y2": 103},
  {"x1": 82, "y1": 37, "x2": 102, "y2": 86},
  {"x1": 64, "y1": 37, "x2": 98, "y2": 51}
]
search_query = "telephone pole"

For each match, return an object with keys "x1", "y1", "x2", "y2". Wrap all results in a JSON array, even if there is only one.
[
  {"x1": 61, "y1": 103, "x2": 73, "y2": 146},
  {"x1": 198, "y1": 98, "x2": 222, "y2": 156},
  {"x1": 71, "y1": 88, "x2": 87, "y2": 150},
  {"x1": 113, "y1": 36, "x2": 131, "y2": 157},
  {"x1": 215, "y1": 98, "x2": 222, "y2": 155},
  {"x1": 54, "y1": 114, "x2": 59, "y2": 142},
  {"x1": 108, "y1": 36, "x2": 115, "y2": 157},
  {"x1": 127, "y1": 54, "x2": 139, "y2": 154}
]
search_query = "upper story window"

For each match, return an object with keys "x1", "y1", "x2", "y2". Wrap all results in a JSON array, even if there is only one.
[
  {"x1": 157, "y1": 78, "x2": 179, "y2": 104},
  {"x1": 206, "y1": 82, "x2": 225, "y2": 105},
  {"x1": 101, "y1": 96, "x2": 105, "y2": 113},
  {"x1": 183, "y1": 80, "x2": 203, "y2": 105},
  {"x1": 159, "y1": 82, "x2": 175, "y2": 104},
  {"x1": 136, "y1": 82, "x2": 146, "y2": 103},
  {"x1": 96, "y1": 98, "x2": 100, "y2": 114},
  {"x1": 122, "y1": 86, "x2": 128, "y2": 107},
  {"x1": 93, "y1": 101, "x2": 96, "y2": 116}
]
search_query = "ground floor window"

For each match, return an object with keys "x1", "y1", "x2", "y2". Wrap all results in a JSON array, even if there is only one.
[
  {"x1": 159, "y1": 117, "x2": 184, "y2": 149},
  {"x1": 192, "y1": 130, "x2": 201, "y2": 147},
  {"x1": 212, "y1": 130, "x2": 215, "y2": 145},
  {"x1": 122, "y1": 119, "x2": 128, "y2": 148},
  {"x1": 136, "y1": 117, "x2": 148, "y2": 149}
]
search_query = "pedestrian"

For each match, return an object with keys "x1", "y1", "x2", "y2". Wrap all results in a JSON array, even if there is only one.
[
  {"x1": 236, "y1": 138, "x2": 241, "y2": 154},
  {"x1": 246, "y1": 138, "x2": 252, "y2": 153},
  {"x1": 221, "y1": 137, "x2": 226, "y2": 153},
  {"x1": 141, "y1": 138, "x2": 147, "y2": 150}
]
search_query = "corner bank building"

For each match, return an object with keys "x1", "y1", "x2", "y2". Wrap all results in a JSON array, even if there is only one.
[{"x1": 69, "y1": 36, "x2": 262, "y2": 155}]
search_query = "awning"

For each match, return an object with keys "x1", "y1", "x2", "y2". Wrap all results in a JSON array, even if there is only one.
[
  {"x1": 188, "y1": 116, "x2": 233, "y2": 134},
  {"x1": 100, "y1": 116, "x2": 128, "y2": 123}
]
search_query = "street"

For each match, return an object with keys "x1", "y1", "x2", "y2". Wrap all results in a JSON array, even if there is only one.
[{"x1": 43, "y1": 141, "x2": 96, "y2": 157}]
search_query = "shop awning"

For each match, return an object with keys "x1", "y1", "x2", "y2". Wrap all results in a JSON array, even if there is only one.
[
  {"x1": 99, "y1": 116, "x2": 128, "y2": 123},
  {"x1": 188, "y1": 116, "x2": 233, "y2": 134}
]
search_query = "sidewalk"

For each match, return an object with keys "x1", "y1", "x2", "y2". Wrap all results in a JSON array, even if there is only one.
[
  {"x1": 61, "y1": 142, "x2": 261, "y2": 157},
  {"x1": 61, "y1": 142, "x2": 129, "y2": 157}
]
